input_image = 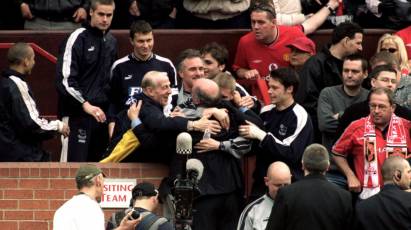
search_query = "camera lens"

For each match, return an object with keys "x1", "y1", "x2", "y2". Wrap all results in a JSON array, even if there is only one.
[{"x1": 128, "y1": 209, "x2": 140, "y2": 220}]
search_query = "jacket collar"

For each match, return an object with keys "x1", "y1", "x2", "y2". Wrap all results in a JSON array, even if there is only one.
[
  {"x1": 142, "y1": 93, "x2": 163, "y2": 110},
  {"x1": 302, "y1": 173, "x2": 327, "y2": 181},
  {"x1": 382, "y1": 183, "x2": 403, "y2": 191},
  {"x1": 2, "y1": 68, "x2": 27, "y2": 80},
  {"x1": 82, "y1": 21, "x2": 109, "y2": 37}
]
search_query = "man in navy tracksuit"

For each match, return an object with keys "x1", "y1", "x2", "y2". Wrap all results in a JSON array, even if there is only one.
[
  {"x1": 239, "y1": 68, "x2": 314, "y2": 198},
  {"x1": 108, "y1": 20, "x2": 178, "y2": 141},
  {"x1": 56, "y1": 0, "x2": 117, "y2": 162},
  {"x1": 0, "y1": 43, "x2": 69, "y2": 161}
]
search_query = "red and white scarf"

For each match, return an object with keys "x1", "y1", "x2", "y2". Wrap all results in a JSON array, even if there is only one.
[{"x1": 361, "y1": 114, "x2": 408, "y2": 199}]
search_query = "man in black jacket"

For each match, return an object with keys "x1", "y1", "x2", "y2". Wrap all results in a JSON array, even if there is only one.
[
  {"x1": 296, "y1": 22, "x2": 363, "y2": 143},
  {"x1": 355, "y1": 156, "x2": 411, "y2": 230},
  {"x1": 266, "y1": 144, "x2": 353, "y2": 230},
  {"x1": 0, "y1": 43, "x2": 69, "y2": 161},
  {"x1": 56, "y1": 0, "x2": 117, "y2": 162}
]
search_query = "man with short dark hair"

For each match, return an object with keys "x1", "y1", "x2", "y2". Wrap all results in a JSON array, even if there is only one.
[
  {"x1": 296, "y1": 22, "x2": 364, "y2": 143},
  {"x1": 333, "y1": 88, "x2": 411, "y2": 199},
  {"x1": 317, "y1": 54, "x2": 369, "y2": 188},
  {"x1": 239, "y1": 67, "x2": 313, "y2": 196},
  {"x1": 0, "y1": 42, "x2": 69, "y2": 161},
  {"x1": 318, "y1": 54, "x2": 369, "y2": 151},
  {"x1": 53, "y1": 164, "x2": 138, "y2": 230},
  {"x1": 355, "y1": 156, "x2": 411, "y2": 230},
  {"x1": 56, "y1": 0, "x2": 117, "y2": 162},
  {"x1": 265, "y1": 144, "x2": 353, "y2": 230},
  {"x1": 108, "y1": 20, "x2": 177, "y2": 139},
  {"x1": 233, "y1": 0, "x2": 339, "y2": 104}
]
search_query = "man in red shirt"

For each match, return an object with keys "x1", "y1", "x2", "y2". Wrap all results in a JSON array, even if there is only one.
[
  {"x1": 333, "y1": 88, "x2": 411, "y2": 200},
  {"x1": 232, "y1": 1, "x2": 339, "y2": 105}
]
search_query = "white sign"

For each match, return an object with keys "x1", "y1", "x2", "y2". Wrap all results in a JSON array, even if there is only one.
[{"x1": 100, "y1": 178, "x2": 136, "y2": 208}]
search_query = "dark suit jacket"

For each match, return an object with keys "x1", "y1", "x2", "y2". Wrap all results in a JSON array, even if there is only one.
[
  {"x1": 265, "y1": 174, "x2": 353, "y2": 230},
  {"x1": 355, "y1": 184, "x2": 411, "y2": 230}
]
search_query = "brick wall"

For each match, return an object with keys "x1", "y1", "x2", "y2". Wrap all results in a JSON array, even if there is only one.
[{"x1": 0, "y1": 163, "x2": 169, "y2": 230}]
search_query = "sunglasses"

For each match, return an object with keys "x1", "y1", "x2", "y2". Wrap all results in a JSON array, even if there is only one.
[{"x1": 380, "y1": 48, "x2": 397, "y2": 53}]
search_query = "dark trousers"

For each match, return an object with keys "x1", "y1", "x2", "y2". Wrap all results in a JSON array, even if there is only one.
[
  {"x1": 66, "y1": 115, "x2": 108, "y2": 162},
  {"x1": 192, "y1": 192, "x2": 243, "y2": 230}
]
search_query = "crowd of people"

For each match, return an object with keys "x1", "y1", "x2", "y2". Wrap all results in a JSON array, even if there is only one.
[
  {"x1": 1, "y1": 0, "x2": 411, "y2": 229},
  {"x1": 2, "y1": 0, "x2": 411, "y2": 30}
]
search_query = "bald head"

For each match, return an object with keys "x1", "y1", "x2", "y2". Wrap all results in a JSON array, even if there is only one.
[
  {"x1": 382, "y1": 156, "x2": 408, "y2": 182},
  {"x1": 265, "y1": 161, "x2": 292, "y2": 199},
  {"x1": 141, "y1": 71, "x2": 168, "y2": 90},
  {"x1": 382, "y1": 156, "x2": 411, "y2": 190},
  {"x1": 267, "y1": 161, "x2": 291, "y2": 179},
  {"x1": 192, "y1": 78, "x2": 221, "y2": 106},
  {"x1": 141, "y1": 71, "x2": 171, "y2": 106}
]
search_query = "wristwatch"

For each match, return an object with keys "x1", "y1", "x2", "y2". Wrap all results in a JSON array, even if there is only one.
[
  {"x1": 219, "y1": 142, "x2": 225, "y2": 151},
  {"x1": 325, "y1": 3, "x2": 336, "y2": 14}
]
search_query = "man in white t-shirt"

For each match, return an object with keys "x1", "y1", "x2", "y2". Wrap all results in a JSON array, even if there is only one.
[{"x1": 53, "y1": 164, "x2": 139, "y2": 230}]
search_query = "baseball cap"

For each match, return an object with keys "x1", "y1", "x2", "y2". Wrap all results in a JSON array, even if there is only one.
[
  {"x1": 75, "y1": 164, "x2": 105, "y2": 182},
  {"x1": 286, "y1": 37, "x2": 316, "y2": 55},
  {"x1": 132, "y1": 182, "x2": 158, "y2": 198}
]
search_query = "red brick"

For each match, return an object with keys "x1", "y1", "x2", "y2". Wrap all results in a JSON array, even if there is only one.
[
  {"x1": 109, "y1": 168, "x2": 120, "y2": 177},
  {"x1": 65, "y1": 190, "x2": 77, "y2": 199},
  {"x1": 9, "y1": 168, "x2": 19, "y2": 177},
  {"x1": 59, "y1": 168, "x2": 70, "y2": 177},
  {"x1": 69, "y1": 168, "x2": 78, "y2": 176},
  {"x1": 35, "y1": 190, "x2": 65, "y2": 199},
  {"x1": 0, "y1": 210, "x2": 3, "y2": 220},
  {"x1": 120, "y1": 168, "x2": 134, "y2": 178},
  {"x1": 19, "y1": 179, "x2": 49, "y2": 189},
  {"x1": 0, "y1": 221, "x2": 17, "y2": 229},
  {"x1": 19, "y1": 200, "x2": 49, "y2": 210},
  {"x1": 49, "y1": 168, "x2": 60, "y2": 177},
  {"x1": 19, "y1": 221, "x2": 48, "y2": 230},
  {"x1": 0, "y1": 190, "x2": 4, "y2": 199},
  {"x1": 50, "y1": 179, "x2": 75, "y2": 189},
  {"x1": 20, "y1": 168, "x2": 30, "y2": 177},
  {"x1": 4, "y1": 211, "x2": 33, "y2": 220},
  {"x1": 49, "y1": 200, "x2": 66, "y2": 210},
  {"x1": 0, "y1": 200, "x2": 18, "y2": 209},
  {"x1": 40, "y1": 168, "x2": 50, "y2": 177},
  {"x1": 140, "y1": 167, "x2": 168, "y2": 178},
  {"x1": 34, "y1": 211, "x2": 54, "y2": 220},
  {"x1": 0, "y1": 168, "x2": 10, "y2": 177},
  {"x1": 0, "y1": 179, "x2": 18, "y2": 188},
  {"x1": 4, "y1": 190, "x2": 33, "y2": 199},
  {"x1": 30, "y1": 168, "x2": 40, "y2": 177}
]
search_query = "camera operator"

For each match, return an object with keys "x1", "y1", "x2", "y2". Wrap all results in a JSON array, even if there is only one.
[
  {"x1": 107, "y1": 182, "x2": 173, "y2": 230},
  {"x1": 54, "y1": 164, "x2": 139, "y2": 230}
]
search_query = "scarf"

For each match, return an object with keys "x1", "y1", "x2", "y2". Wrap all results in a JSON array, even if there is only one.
[{"x1": 361, "y1": 114, "x2": 408, "y2": 199}]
